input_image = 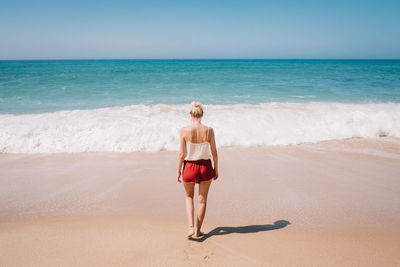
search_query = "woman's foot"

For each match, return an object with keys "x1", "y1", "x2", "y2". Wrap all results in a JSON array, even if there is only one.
[
  {"x1": 194, "y1": 229, "x2": 204, "y2": 238},
  {"x1": 186, "y1": 226, "x2": 195, "y2": 239}
]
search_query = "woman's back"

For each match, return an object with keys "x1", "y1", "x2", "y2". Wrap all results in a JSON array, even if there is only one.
[
  {"x1": 184, "y1": 125, "x2": 212, "y2": 161},
  {"x1": 184, "y1": 125, "x2": 210, "y2": 143}
]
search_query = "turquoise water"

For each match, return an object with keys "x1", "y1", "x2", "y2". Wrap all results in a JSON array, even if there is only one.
[
  {"x1": 1, "y1": 59, "x2": 400, "y2": 153},
  {"x1": 1, "y1": 59, "x2": 400, "y2": 114}
]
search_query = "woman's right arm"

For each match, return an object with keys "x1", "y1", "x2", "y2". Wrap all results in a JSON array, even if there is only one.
[
  {"x1": 209, "y1": 128, "x2": 219, "y2": 180},
  {"x1": 177, "y1": 128, "x2": 187, "y2": 183}
]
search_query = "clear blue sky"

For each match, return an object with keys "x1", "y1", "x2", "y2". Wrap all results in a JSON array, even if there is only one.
[{"x1": 1, "y1": 0, "x2": 399, "y2": 59}]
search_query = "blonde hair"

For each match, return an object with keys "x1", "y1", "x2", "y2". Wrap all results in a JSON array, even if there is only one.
[{"x1": 190, "y1": 101, "x2": 204, "y2": 118}]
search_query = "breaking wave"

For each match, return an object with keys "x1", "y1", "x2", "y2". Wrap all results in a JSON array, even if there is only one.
[{"x1": 1, "y1": 102, "x2": 400, "y2": 153}]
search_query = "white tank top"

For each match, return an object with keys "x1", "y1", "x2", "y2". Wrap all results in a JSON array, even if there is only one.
[{"x1": 185, "y1": 128, "x2": 212, "y2": 161}]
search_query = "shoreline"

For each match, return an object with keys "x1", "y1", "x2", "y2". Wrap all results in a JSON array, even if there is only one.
[
  {"x1": 2, "y1": 102, "x2": 400, "y2": 153},
  {"x1": 1, "y1": 135, "x2": 399, "y2": 155},
  {"x1": 1, "y1": 137, "x2": 400, "y2": 266},
  {"x1": 1, "y1": 137, "x2": 399, "y2": 223}
]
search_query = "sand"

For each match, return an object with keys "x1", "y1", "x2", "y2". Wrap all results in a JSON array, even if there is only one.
[{"x1": 1, "y1": 137, "x2": 400, "y2": 266}]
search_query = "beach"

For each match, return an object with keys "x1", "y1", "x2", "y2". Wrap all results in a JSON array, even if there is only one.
[{"x1": 1, "y1": 137, "x2": 400, "y2": 266}]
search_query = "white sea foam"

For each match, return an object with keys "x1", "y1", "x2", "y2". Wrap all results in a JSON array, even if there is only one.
[
  {"x1": 291, "y1": 95, "x2": 316, "y2": 99},
  {"x1": 1, "y1": 102, "x2": 400, "y2": 153}
]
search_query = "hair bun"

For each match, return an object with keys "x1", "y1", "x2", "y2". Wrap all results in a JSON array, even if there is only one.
[{"x1": 190, "y1": 101, "x2": 204, "y2": 118}]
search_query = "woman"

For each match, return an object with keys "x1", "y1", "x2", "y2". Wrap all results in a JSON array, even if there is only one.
[{"x1": 177, "y1": 101, "x2": 219, "y2": 238}]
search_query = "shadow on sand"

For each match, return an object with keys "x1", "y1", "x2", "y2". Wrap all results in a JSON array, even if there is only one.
[{"x1": 189, "y1": 220, "x2": 291, "y2": 242}]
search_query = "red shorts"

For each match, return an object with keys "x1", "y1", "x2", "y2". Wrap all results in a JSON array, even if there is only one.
[{"x1": 182, "y1": 159, "x2": 215, "y2": 184}]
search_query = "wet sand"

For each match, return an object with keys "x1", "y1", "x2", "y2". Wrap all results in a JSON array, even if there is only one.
[{"x1": 1, "y1": 138, "x2": 400, "y2": 266}]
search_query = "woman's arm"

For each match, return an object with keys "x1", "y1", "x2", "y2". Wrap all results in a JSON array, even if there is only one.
[
  {"x1": 209, "y1": 128, "x2": 219, "y2": 179},
  {"x1": 177, "y1": 128, "x2": 187, "y2": 183}
]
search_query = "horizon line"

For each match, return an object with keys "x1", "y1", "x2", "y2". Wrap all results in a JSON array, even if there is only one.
[{"x1": 1, "y1": 58, "x2": 400, "y2": 61}]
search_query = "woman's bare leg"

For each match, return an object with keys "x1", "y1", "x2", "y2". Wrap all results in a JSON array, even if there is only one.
[
  {"x1": 183, "y1": 182, "x2": 195, "y2": 237},
  {"x1": 196, "y1": 179, "x2": 212, "y2": 236}
]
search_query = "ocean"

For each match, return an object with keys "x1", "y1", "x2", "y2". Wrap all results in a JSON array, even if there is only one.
[{"x1": 1, "y1": 59, "x2": 400, "y2": 153}]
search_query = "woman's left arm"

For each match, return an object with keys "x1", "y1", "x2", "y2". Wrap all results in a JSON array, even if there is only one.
[{"x1": 177, "y1": 128, "x2": 187, "y2": 183}]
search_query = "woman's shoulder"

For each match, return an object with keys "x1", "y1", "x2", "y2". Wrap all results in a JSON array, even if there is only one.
[
  {"x1": 205, "y1": 125, "x2": 214, "y2": 133},
  {"x1": 180, "y1": 126, "x2": 192, "y2": 136},
  {"x1": 180, "y1": 126, "x2": 191, "y2": 132}
]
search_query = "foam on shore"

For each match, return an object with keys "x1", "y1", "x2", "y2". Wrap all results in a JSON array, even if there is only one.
[{"x1": 1, "y1": 102, "x2": 400, "y2": 153}]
